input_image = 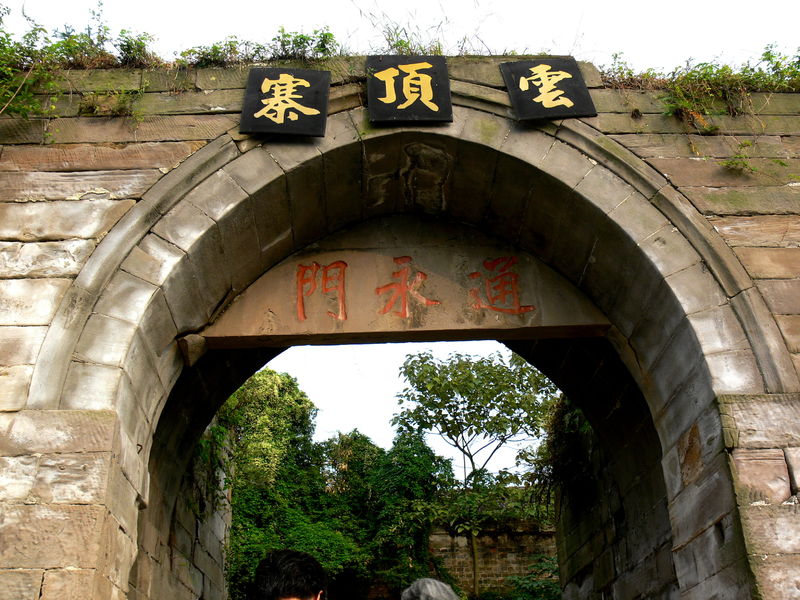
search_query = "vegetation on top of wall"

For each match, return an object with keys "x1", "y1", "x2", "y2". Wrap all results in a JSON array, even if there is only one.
[
  {"x1": 1, "y1": 1, "x2": 798, "y2": 124},
  {"x1": 601, "y1": 47, "x2": 800, "y2": 131},
  {"x1": 0, "y1": 3, "x2": 341, "y2": 117}
]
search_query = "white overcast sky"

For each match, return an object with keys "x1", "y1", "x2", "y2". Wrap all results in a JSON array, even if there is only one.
[{"x1": 4, "y1": 0, "x2": 798, "y2": 470}]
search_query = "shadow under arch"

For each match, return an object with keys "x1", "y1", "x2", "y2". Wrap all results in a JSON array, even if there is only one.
[{"x1": 37, "y1": 103, "x2": 788, "y2": 599}]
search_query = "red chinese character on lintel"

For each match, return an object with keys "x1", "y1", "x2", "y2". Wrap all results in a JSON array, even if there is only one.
[
  {"x1": 296, "y1": 261, "x2": 348, "y2": 321},
  {"x1": 375, "y1": 256, "x2": 440, "y2": 318},
  {"x1": 469, "y1": 256, "x2": 535, "y2": 315}
]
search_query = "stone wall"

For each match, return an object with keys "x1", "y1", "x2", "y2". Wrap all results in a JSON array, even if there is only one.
[
  {"x1": 0, "y1": 58, "x2": 799, "y2": 599},
  {"x1": 430, "y1": 526, "x2": 556, "y2": 594}
]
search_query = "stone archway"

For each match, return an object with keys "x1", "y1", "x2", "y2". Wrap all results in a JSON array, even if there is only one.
[{"x1": 4, "y1": 95, "x2": 798, "y2": 599}]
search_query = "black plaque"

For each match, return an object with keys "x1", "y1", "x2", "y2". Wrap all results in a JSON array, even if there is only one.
[
  {"x1": 239, "y1": 67, "x2": 330, "y2": 136},
  {"x1": 366, "y1": 55, "x2": 452, "y2": 122},
  {"x1": 500, "y1": 58, "x2": 596, "y2": 121}
]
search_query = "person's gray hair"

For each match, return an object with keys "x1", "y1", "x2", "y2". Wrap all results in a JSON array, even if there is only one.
[{"x1": 400, "y1": 578, "x2": 459, "y2": 600}]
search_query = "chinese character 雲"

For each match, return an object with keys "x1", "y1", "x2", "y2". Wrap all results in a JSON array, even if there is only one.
[
  {"x1": 469, "y1": 256, "x2": 535, "y2": 315},
  {"x1": 375, "y1": 256, "x2": 440, "y2": 318},
  {"x1": 296, "y1": 261, "x2": 347, "y2": 321},
  {"x1": 519, "y1": 64, "x2": 575, "y2": 109},
  {"x1": 254, "y1": 73, "x2": 321, "y2": 124}
]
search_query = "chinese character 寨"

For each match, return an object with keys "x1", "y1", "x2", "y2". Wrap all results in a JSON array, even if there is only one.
[
  {"x1": 375, "y1": 256, "x2": 440, "y2": 318},
  {"x1": 519, "y1": 64, "x2": 575, "y2": 109},
  {"x1": 296, "y1": 261, "x2": 347, "y2": 321},
  {"x1": 469, "y1": 256, "x2": 535, "y2": 315},
  {"x1": 373, "y1": 62, "x2": 439, "y2": 112},
  {"x1": 254, "y1": 73, "x2": 321, "y2": 124}
]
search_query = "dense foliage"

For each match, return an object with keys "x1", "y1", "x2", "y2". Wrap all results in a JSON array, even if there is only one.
[
  {"x1": 219, "y1": 369, "x2": 455, "y2": 600},
  {"x1": 395, "y1": 351, "x2": 559, "y2": 483},
  {"x1": 393, "y1": 351, "x2": 561, "y2": 596},
  {"x1": 214, "y1": 358, "x2": 564, "y2": 600}
]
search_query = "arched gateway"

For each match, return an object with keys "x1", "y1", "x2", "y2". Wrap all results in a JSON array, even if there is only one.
[{"x1": 1, "y1": 59, "x2": 798, "y2": 599}]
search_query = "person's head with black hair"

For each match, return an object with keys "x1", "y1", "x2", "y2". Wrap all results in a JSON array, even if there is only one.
[{"x1": 248, "y1": 549, "x2": 327, "y2": 600}]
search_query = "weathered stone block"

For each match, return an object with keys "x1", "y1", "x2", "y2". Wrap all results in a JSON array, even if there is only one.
[
  {"x1": 639, "y1": 224, "x2": 702, "y2": 279},
  {"x1": 0, "y1": 169, "x2": 160, "y2": 202},
  {"x1": 120, "y1": 332, "x2": 166, "y2": 429},
  {"x1": 786, "y1": 447, "x2": 800, "y2": 494},
  {"x1": 688, "y1": 305, "x2": 751, "y2": 356},
  {"x1": 31, "y1": 452, "x2": 112, "y2": 504},
  {"x1": 46, "y1": 115, "x2": 238, "y2": 144},
  {"x1": 154, "y1": 342, "x2": 182, "y2": 398},
  {"x1": 0, "y1": 117, "x2": 45, "y2": 144},
  {"x1": 94, "y1": 270, "x2": 159, "y2": 325},
  {"x1": 0, "y1": 455, "x2": 38, "y2": 500},
  {"x1": 150, "y1": 249, "x2": 210, "y2": 333},
  {"x1": 573, "y1": 163, "x2": 636, "y2": 213},
  {"x1": 735, "y1": 247, "x2": 800, "y2": 279},
  {"x1": 0, "y1": 326, "x2": 46, "y2": 367},
  {"x1": 152, "y1": 201, "x2": 231, "y2": 313},
  {"x1": 0, "y1": 240, "x2": 95, "y2": 278},
  {"x1": 184, "y1": 169, "x2": 248, "y2": 223},
  {"x1": 749, "y1": 554, "x2": 800, "y2": 600},
  {"x1": 706, "y1": 350, "x2": 765, "y2": 395},
  {"x1": 683, "y1": 185, "x2": 800, "y2": 216},
  {"x1": 137, "y1": 89, "x2": 241, "y2": 115},
  {"x1": 0, "y1": 199, "x2": 136, "y2": 242},
  {"x1": 113, "y1": 418, "x2": 149, "y2": 501},
  {"x1": 0, "y1": 365, "x2": 32, "y2": 411},
  {"x1": 496, "y1": 122, "x2": 553, "y2": 168},
  {"x1": 647, "y1": 321, "x2": 709, "y2": 416},
  {"x1": 40, "y1": 568, "x2": 96, "y2": 600},
  {"x1": 741, "y1": 502, "x2": 800, "y2": 559},
  {"x1": 171, "y1": 550, "x2": 204, "y2": 597},
  {"x1": 650, "y1": 157, "x2": 800, "y2": 187},
  {"x1": 0, "y1": 569, "x2": 43, "y2": 600},
  {"x1": 0, "y1": 141, "x2": 205, "y2": 172},
  {"x1": 74, "y1": 314, "x2": 139, "y2": 367},
  {"x1": 138, "y1": 289, "x2": 178, "y2": 358},
  {"x1": 665, "y1": 262, "x2": 728, "y2": 317},
  {"x1": 709, "y1": 215, "x2": 800, "y2": 248},
  {"x1": 719, "y1": 393, "x2": 800, "y2": 448},
  {"x1": 667, "y1": 453, "x2": 737, "y2": 547},
  {"x1": 733, "y1": 448, "x2": 792, "y2": 504},
  {"x1": 222, "y1": 147, "x2": 283, "y2": 197},
  {"x1": 609, "y1": 192, "x2": 670, "y2": 244},
  {"x1": 776, "y1": 315, "x2": 800, "y2": 353},
  {"x1": 0, "y1": 410, "x2": 118, "y2": 455},
  {"x1": 673, "y1": 511, "x2": 743, "y2": 590},
  {"x1": 97, "y1": 511, "x2": 137, "y2": 591},
  {"x1": 0, "y1": 278, "x2": 71, "y2": 326},
  {"x1": 756, "y1": 279, "x2": 800, "y2": 315},
  {"x1": 104, "y1": 462, "x2": 140, "y2": 537},
  {"x1": 0, "y1": 504, "x2": 105, "y2": 568},
  {"x1": 286, "y1": 153, "x2": 328, "y2": 248},
  {"x1": 60, "y1": 363, "x2": 122, "y2": 411},
  {"x1": 184, "y1": 169, "x2": 263, "y2": 291},
  {"x1": 122, "y1": 234, "x2": 183, "y2": 287}
]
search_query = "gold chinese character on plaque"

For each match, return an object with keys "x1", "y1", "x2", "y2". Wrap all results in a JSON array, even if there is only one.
[
  {"x1": 519, "y1": 64, "x2": 575, "y2": 109},
  {"x1": 367, "y1": 56, "x2": 452, "y2": 122},
  {"x1": 239, "y1": 67, "x2": 330, "y2": 136},
  {"x1": 500, "y1": 58, "x2": 596, "y2": 121},
  {"x1": 254, "y1": 73, "x2": 321, "y2": 123}
]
